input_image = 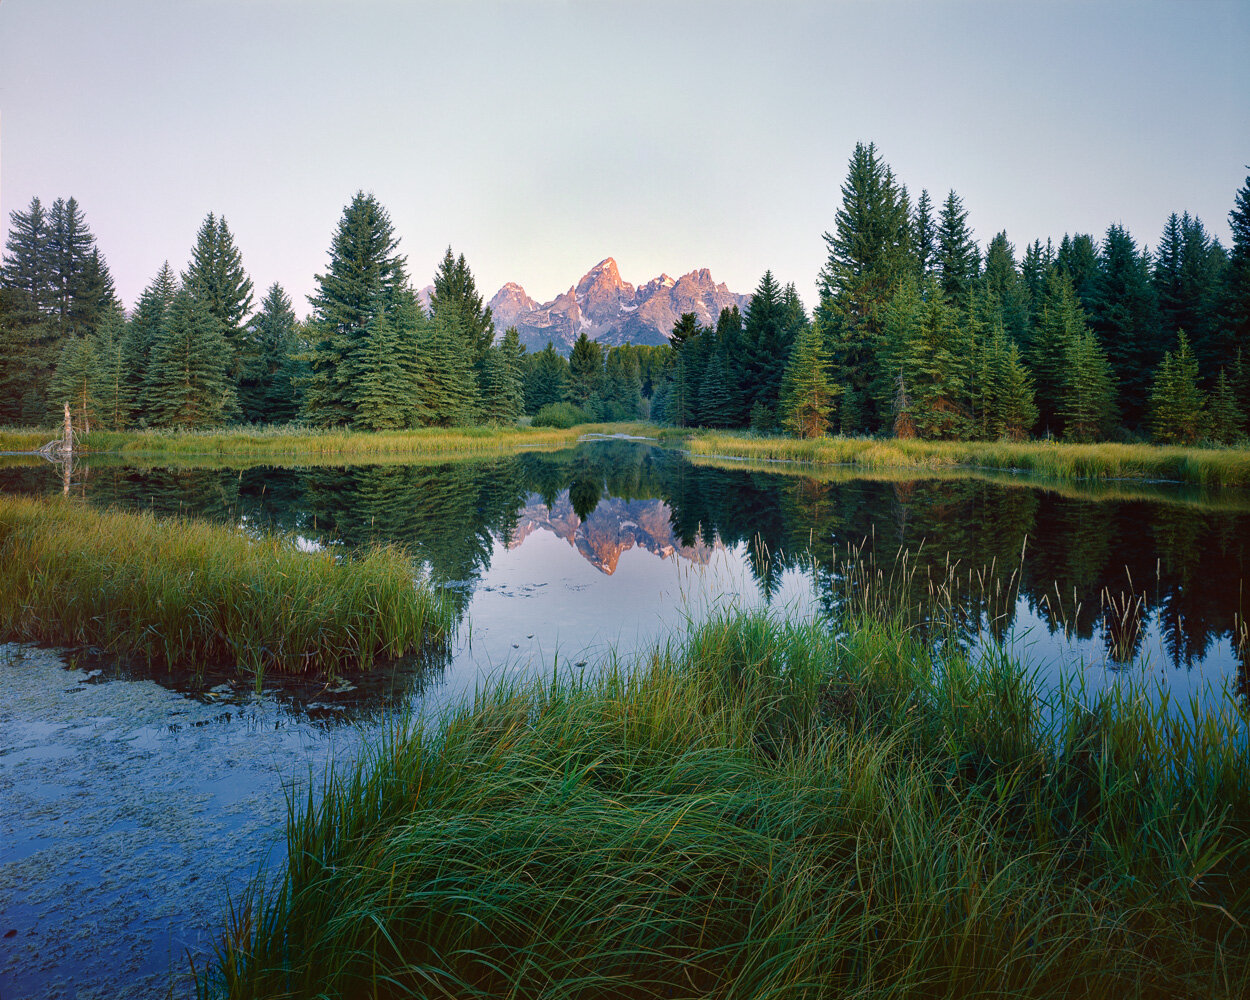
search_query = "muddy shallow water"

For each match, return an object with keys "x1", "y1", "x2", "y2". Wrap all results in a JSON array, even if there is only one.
[{"x1": 1, "y1": 441, "x2": 1247, "y2": 997}]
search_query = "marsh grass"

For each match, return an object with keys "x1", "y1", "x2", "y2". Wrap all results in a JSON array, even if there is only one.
[
  {"x1": 206, "y1": 605, "x2": 1250, "y2": 998},
  {"x1": 0, "y1": 422, "x2": 658, "y2": 460},
  {"x1": 0, "y1": 495, "x2": 451, "y2": 675},
  {"x1": 683, "y1": 431, "x2": 1250, "y2": 489}
]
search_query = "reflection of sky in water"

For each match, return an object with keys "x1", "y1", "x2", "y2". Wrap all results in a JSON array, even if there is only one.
[{"x1": 2, "y1": 453, "x2": 1248, "y2": 998}]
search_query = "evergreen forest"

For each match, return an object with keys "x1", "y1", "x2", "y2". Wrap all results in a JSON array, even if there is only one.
[{"x1": 2, "y1": 146, "x2": 1248, "y2": 446}]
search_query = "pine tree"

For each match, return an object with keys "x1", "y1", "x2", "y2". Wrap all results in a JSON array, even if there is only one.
[
  {"x1": 91, "y1": 307, "x2": 130, "y2": 429},
  {"x1": 46, "y1": 197, "x2": 98, "y2": 336},
  {"x1": 238, "y1": 282, "x2": 300, "y2": 423},
  {"x1": 1207, "y1": 369, "x2": 1245, "y2": 445},
  {"x1": 1054, "y1": 233, "x2": 1100, "y2": 312},
  {"x1": 146, "y1": 287, "x2": 233, "y2": 428},
  {"x1": 936, "y1": 189, "x2": 979, "y2": 310},
  {"x1": 480, "y1": 327, "x2": 525, "y2": 424},
  {"x1": 123, "y1": 262, "x2": 178, "y2": 422},
  {"x1": 524, "y1": 342, "x2": 571, "y2": 414},
  {"x1": 1149, "y1": 330, "x2": 1206, "y2": 445},
  {"x1": 302, "y1": 192, "x2": 411, "y2": 427},
  {"x1": 1028, "y1": 270, "x2": 1089, "y2": 436},
  {"x1": 1220, "y1": 173, "x2": 1250, "y2": 377},
  {"x1": 912, "y1": 189, "x2": 937, "y2": 279},
  {"x1": 569, "y1": 332, "x2": 605, "y2": 407},
  {"x1": 980, "y1": 232, "x2": 1029, "y2": 345},
  {"x1": 815, "y1": 141, "x2": 912, "y2": 432},
  {"x1": 430, "y1": 247, "x2": 495, "y2": 366},
  {"x1": 780, "y1": 322, "x2": 838, "y2": 438},
  {"x1": 352, "y1": 311, "x2": 409, "y2": 430},
  {"x1": 184, "y1": 213, "x2": 255, "y2": 391},
  {"x1": 603, "y1": 345, "x2": 643, "y2": 420},
  {"x1": 1062, "y1": 329, "x2": 1117, "y2": 443},
  {"x1": 998, "y1": 340, "x2": 1038, "y2": 440},
  {"x1": 415, "y1": 305, "x2": 478, "y2": 426},
  {"x1": 0, "y1": 196, "x2": 53, "y2": 312},
  {"x1": 49, "y1": 334, "x2": 100, "y2": 432},
  {"x1": 1087, "y1": 223, "x2": 1160, "y2": 425}
]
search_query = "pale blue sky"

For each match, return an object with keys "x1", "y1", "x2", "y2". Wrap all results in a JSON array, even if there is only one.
[{"x1": 2, "y1": 0, "x2": 1247, "y2": 316}]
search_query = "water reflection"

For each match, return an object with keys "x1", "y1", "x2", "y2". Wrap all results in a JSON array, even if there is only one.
[{"x1": 2, "y1": 440, "x2": 1247, "y2": 696}]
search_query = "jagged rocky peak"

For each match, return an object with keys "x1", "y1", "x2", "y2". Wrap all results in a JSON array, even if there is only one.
[
  {"x1": 489, "y1": 259, "x2": 749, "y2": 352},
  {"x1": 487, "y1": 281, "x2": 539, "y2": 331}
]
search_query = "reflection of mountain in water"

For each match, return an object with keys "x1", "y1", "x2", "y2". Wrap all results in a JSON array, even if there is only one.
[{"x1": 510, "y1": 491, "x2": 721, "y2": 574}]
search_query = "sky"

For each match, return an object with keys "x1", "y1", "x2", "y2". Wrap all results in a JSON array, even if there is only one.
[{"x1": 1, "y1": 0, "x2": 1247, "y2": 318}]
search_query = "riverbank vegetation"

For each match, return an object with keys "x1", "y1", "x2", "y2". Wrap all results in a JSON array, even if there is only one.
[
  {"x1": 0, "y1": 495, "x2": 450, "y2": 675},
  {"x1": 681, "y1": 431, "x2": 1250, "y2": 488},
  {"x1": 204, "y1": 608, "x2": 1250, "y2": 999},
  {"x1": 4, "y1": 156, "x2": 1246, "y2": 453}
]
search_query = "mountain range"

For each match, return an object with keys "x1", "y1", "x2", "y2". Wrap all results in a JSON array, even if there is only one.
[{"x1": 467, "y1": 258, "x2": 748, "y2": 353}]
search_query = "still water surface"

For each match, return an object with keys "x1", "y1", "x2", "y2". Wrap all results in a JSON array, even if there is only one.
[{"x1": 1, "y1": 439, "x2": 1247, "y2": 997}]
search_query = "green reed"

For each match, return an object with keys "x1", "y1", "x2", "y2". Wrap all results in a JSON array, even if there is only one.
[
  {"x1": 0, "y1": 494, "x2": 451, "y2": 675},
  {"x1": 682, "y1": 431, "x2": 1250, "y2": 489},
  {"x1": 204, "y1": 606, "x2": 1250, "y2": 999}
]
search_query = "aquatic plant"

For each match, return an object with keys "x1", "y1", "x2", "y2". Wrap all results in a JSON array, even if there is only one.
[
  {"x1": 0, "y1": 495, "x2": 451, "y2": 675},
  {"x1": 681, "y1": 431, "x2": 1250, "y2": 489},
  {"x1": 205, "y1": 609, "x2": 1250, "y2": 999}
]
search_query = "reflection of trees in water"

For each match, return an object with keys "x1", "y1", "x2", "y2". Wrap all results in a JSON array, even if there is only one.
[{"x1": 3, "y1": 444, "x2": 1246, "y2": 682}]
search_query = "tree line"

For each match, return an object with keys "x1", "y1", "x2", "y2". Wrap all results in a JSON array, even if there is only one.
[{"x1": 2, "y1": 149, "x2": 1248, "y2": 444}]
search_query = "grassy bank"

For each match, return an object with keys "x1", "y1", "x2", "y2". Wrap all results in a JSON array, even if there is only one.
[
  {"x1": 206, "y1": 612, "x2": 1250, "y2": 999},
  {"x1": 0, "y1": 495, "x2": 450, "y2": 675},
  {"x1": 0, "y1": 422, "x2": 657, "y2": 460},
  {"x1": 682, "y1": 431, "x2": 1250, "y2": 489}
]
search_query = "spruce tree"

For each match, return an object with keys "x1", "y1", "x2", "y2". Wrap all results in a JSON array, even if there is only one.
[
  {"x1": 780, "y1": 322, "x2": 837, "y2": 438},
  {"x1": 1149, "y1": 330, "x2": 1206, "y2": 445},
  {"x1": 239, "y1": 282, "x2": 300, "y2": 423},
  {"x1": 91, "y1": 307, "x2": 130, "y2": 429},
  {"x1": 0, "y1": 196, "x2": 52, "y2": 312},
  {"x1": 352, "y1": 311, "x2": 409, "y2": 430},
  {"x1": 123, "y1": 263, "x2": 178, "y2": 423},
  {"x1": 935, "y1": 189, "x2": 979, "y2": 311},
  {"x1": 980, "y1": 232, "x2": 1030, "y2": 345},
  {"x1": 185, "y1": 213, "x2": 255, "y2": 392},
  {"x1": 1062, "y1": 329, "x2": 1117, "y2": 443},
  {"x1": 1087, "y1": 223, "x2": 1160, "y2": 425},
  {"x1": 415, "y1": 304, "x2": 478, "y2": 426},
  {"x1": 569, "y1": 332, "x2": 605, "y2": 408},
  {"x1": 1220, "y1": 173, "x2": 1250, "y2": 377},
  {"x1": 146, "y1": 286, "x2": 233, "y2": 428},
  {"x1": 912, "y1": 189, "x2": 937, "y2": 279},
  {"x1": 430, "y1": 247, "x2": 495, "y2": 367},
  {"x1": 524, "y1": 342, "x2": 571, "y2": 414},
  {"x1": 815, "y1": 141, "x2": 912, "y2": 432},
  {"x1": 49, "y1": 334, "x2": 99, "y2": 433},
  {"x1": 46, "y1": 197, "x2": 98, "y2": 336},
  {"x1": 480, "y1": 327, "x2": 525, "y2": 424},
  {"x1": 603, "y1": 345, "x2": 643, "y2": 420},
  {"x1": 1028, "y1": 270, "x2": 1089, "y2": 436},
  {"x1": 1207, "y1": 369, "x2": 1245, "y2": 445},
  {"x1": 302, "y1": 192, "x2": 411, "y2": 427}
]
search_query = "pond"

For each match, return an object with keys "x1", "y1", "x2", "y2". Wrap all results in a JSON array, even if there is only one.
[{"x1": 1, "y1": 439, "x2": 1247, "y2": 998}]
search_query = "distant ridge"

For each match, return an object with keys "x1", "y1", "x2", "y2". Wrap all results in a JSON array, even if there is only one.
[{"x1": 484, "y1": 258, "x2": 749, "y2": 353}]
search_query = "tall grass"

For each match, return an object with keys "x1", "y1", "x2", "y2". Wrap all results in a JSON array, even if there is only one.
[
  {"x1": 0, "y1": 495, "x2": 451, "y2": 675},
  {"x1": 683, "y1": 431, "x2": 1250, "y2": 489},
  {"x1": 0, "y1": 422, "x2": 658, "y2": 460},
  {"x1": 205, "y1": 607, "x2": 1250, "y2": 998}
]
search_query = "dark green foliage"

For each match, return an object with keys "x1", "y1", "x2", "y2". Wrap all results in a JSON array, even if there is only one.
[
  {"x1": 352, "y1": 312, "x2": 410, "y2": 430},
  {"x1": 1087, "y1": 224, "x2": 1160, "y2": 425},
  {"x1": 568, "y1": 332, "x2": 605, "y2": 407},
  {"x1": 1150, "y1": 330, "x2": 1206, "y2": 445},
  {"x1": 0, "y1": 196, "x2": 53, "y2": 311},
  {"x1": 301, "y1": 192, "x2": 412, "y2": 427},
  {"x1": 91, "y1": 308, "x2": 130, "y2": 430},
  {"x1": 123, "y1": 263, "x2": 178, "y2": 422},
  {"x1": 979, "y1": 232, "x2": 1030, "y2": 345},
  {"x1": 524, "y1": 342, "x2": 571, "y2": 414},
  {"x1": 531, "y1": 400, "x2": 590, "y2": 428},
  {"x1": 740, "y1": 271, "x2": 804, "y2": 417},
  {"x1": 1207, "y1": 369, "x2": 1244, "y2": 444},
  {"x1": 184, "y1": 213, "x2": 255, "y2": 393},
  {"x1": 1028, "y1": 271, "x2": 1089, "y2": 436},
  {"x1": 816, "y1": 141, "x2": 913, "y2": 432},
  {"x1": 780, "y1": 321, "x2": 837, "y2": 437},
  {"x1": 46, "y1": 197, "x2": 100, "y2": 336},
  {"x1": 878, "y1": 275, "x2": 973, "y2": 439},
  {"x1": 430, "y1": 247, "x2": 495, "y2": 373},
  {"x1": 1220, "y1": 174, "x2": 1250, "y2": 375},
  {"x1": 602, "y1": 345, "x2": 643, "y2": 420},
  {"x1": 238, "y1": 283, "x2": 302, "y2": 423},
  {"x1": 145, "y1": 287, "x2": 233, "y2": 428},
  {"x1": 1062, "y1": 329, "x2": 1117, "y2": 443},
  {"x1": 1054, "y1": 233, "x2": 1100, "y2": 311},
  {"x1": 416, "y1": 305, "x2": 478, "y2": 426},
  {"x1": 480, "y1": 328, "x2": 525, "y2": 425},
  {"x1": 911, "y1": 188, "x2": 937, "y2": 279},
  {"x1": 935, "y1": 189, "x2": 979, "y2": 310}
]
